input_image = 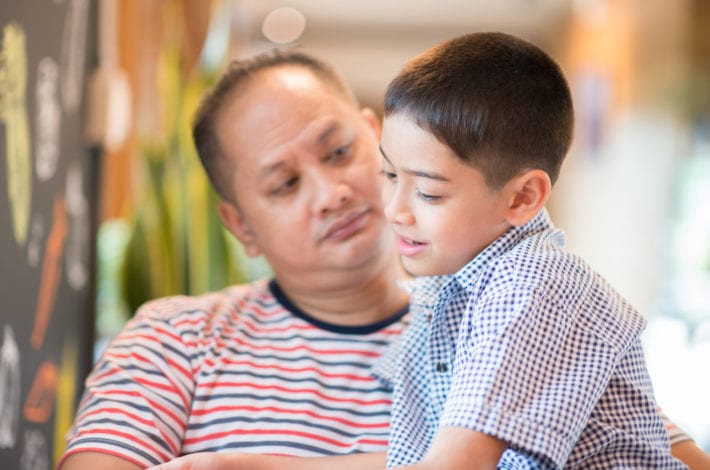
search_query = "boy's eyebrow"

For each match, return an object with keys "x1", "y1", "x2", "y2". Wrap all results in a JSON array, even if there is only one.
[{"x1": 379, "y1": 145, "x2": 451, "y2": 182}]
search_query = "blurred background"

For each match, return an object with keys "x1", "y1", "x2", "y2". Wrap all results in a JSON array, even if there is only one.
[
  {"x1": 96, "y1": 0, "x2": 710, "y2": 451},
  {"x1": 1, "y1": 0, "x2": 708, "y2": 465}
]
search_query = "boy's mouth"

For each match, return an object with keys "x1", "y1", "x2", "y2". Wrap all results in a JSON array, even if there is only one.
[{"x1": 395, "y1": 235, "x2": 427, "y2": 257}]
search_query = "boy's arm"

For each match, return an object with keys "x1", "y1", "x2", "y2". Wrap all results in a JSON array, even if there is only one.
[
  {"x1": 399, "y1": 427, "x2": 506, "y2": 470},
  {"x1": 148, "y1": 451, "x2": 386, "y2": 470}
]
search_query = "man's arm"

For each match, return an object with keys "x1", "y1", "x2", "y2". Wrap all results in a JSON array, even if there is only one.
[
  {"x1": 661, "y1": 408, "x2": 710, "y2": 469},
  {"x1": 59, "y1": 452, "x2": 143, "y2": 470},
  {"x1": 671, "y1": 440, "x2": 710, "y2": 470},
  {"x1": 148, "y1": 450, "x2": 387, "y2": 470}
]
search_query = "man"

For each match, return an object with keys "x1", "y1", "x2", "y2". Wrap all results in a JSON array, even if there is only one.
[
  {"x1": 60, "y1": 49, "x2": 708, "y2": 470},
  {"x1": 60, "y1": 49, "x2": 407, "y2": 470}
]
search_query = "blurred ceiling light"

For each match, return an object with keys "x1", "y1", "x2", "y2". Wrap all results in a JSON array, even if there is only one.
[{"x1": 262, "y1": 7, "x2": 306, "y2": 44}]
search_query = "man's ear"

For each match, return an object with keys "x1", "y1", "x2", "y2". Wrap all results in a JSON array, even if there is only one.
[
  {"x1": 503, "y1": 169, "x2": 551, "y2": 227},
  {"x1": 217, "y1": 200, "x2": 262, "y2": 257},
  {"x1": 361, "y1": 107, "x2": 382, "y2": 140}
]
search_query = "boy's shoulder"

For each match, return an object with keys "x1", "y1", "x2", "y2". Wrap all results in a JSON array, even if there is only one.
[
  {"x1": 484, "y1": 234, "x2": 646, "y2": 346},
  {"x1": 485, "y1": 226, "x2": 577, "y2": 286}
]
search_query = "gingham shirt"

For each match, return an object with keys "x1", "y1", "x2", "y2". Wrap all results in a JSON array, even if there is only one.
[{"x1": 385, "y1": 209, "x2": 686, "y2": 468}]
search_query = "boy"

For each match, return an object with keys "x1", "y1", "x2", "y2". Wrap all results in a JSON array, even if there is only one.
[{"x1": 379, "y1": 32, "x2": 686, "y2": 468}]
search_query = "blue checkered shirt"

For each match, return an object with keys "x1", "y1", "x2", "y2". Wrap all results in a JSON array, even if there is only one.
[{"x1": 383, "y1": 208, "x2": 685, "y2": 469}]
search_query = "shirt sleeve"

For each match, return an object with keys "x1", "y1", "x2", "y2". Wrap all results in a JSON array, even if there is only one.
[
  {"x1": 440, "y1": 284, "x2": 622, "y2": 467},
  {"x1": 61, "y1": 300, "x2": 196, "y2": 467},
  {"x1": 658, "y1": 408, "x2": 693, "y2": 446}
]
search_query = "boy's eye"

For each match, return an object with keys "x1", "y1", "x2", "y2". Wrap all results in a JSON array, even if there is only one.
[
  {"x1": 416, "y1": 190, "x2": 440, "y2": 202},
  {"x1": 381, "y1": 169, "x2": 396, "y2": 181}
]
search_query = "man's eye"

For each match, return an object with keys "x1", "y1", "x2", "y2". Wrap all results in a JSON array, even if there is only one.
[
  {"x1": 271, "y1": 177, "x2": 298, "y2": 196},
  {"x1": 327, "y1": 145, "x2": 351, "y2": 162},
  {"x1": 416, "y1": 190, "x2": 440, "y2": 202}
]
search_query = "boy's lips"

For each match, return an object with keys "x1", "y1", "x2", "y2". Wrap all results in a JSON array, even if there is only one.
[
  {"x1": 395, "y1": 235, "x2": 427, "y2": 257},
  {"x1": 322, "y1": 209, "x2": 369, "y2": 241}
]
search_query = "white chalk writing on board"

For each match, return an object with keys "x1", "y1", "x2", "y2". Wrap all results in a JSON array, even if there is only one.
[
  {"x1": 35, "y1": 57, "x2": 61, "y2": 181},
  {"x1": 60, "y1": 0, "x2": 88, "y2": 114},
  {"x1": 0, "y1": 325, "x2": 20, "y2": 448},
  {"x1": 20, "y1": 429, "x2": 49, "y2": 470},
  {"x1": 27, "y1": 215, "x2": 45, "y2": 268},
  {"x1": 65, "y1": 162, "x2": 88, "y2": 290}
]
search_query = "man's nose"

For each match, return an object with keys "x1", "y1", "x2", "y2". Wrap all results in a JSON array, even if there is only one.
[{"x1": 313, "y1": 171, "x2": 353, "y2": 216}]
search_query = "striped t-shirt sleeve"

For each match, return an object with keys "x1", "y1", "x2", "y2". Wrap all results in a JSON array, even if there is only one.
[
  {"x1": 61, "y1": 299, "x2": 196, "y2": 467},
  {"x1": 659, "y1": 408, "x2": 693, "y2": 446},
  {"x1": 61, "y1": 282, "x2": 407, "y2": 466}
]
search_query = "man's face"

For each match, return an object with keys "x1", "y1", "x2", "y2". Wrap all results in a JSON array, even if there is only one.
[
  {"x1": 380, "y1": 113, "x2": 511, "y2": 277},
  {"x1": 216, "y1": 66, "x2": 390, "y2": 284}
]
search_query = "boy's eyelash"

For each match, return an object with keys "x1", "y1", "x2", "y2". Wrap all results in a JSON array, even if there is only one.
[
  {"x1": 381, "y1": 169, "x2": 396, "y2": 180},
  {"x1": 416, "y1": 190, "x2": 440, "y2": 202}
]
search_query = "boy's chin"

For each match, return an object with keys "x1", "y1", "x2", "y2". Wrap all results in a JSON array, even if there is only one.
[{"x1": 402, "y1": 261, "x2": 450, "y2": 278}]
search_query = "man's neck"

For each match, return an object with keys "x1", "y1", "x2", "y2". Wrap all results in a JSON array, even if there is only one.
[{"x1": 274, "y1": 253, "x2": 409, "y2": 327}]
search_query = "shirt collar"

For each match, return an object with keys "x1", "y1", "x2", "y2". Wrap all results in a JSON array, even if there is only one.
[
  {"x1": 454, "y1": 207, "x2": 556, "y2": 290},
  {"x1": 398, "y1": 275, "x2": 452, "y2": 311}
]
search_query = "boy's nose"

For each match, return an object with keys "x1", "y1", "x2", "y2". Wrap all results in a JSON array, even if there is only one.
[{"x1": 383, "y1": 192, "x2": 414, "y2": 226}]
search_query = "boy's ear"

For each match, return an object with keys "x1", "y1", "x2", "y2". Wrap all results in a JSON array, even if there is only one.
[
  {"x1": 217, "y1": 201, "x2": 262, "y2": 257},
  {"x1": 361, "y1": 107, "x2": 382, "y2": 140},
  {"x1": 503, "y1": 169, "x2": 551, "y2": 226}
]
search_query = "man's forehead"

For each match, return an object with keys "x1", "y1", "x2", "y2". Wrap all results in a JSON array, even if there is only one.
[
  {"x1": 222, "y1": 68, "x2": 358, "y2": 170},
  {"x1": 247, "y1": 65, "x2": 331, "y2": 96},
  {"x1": 254, "y1": 116, "x2": 343, "y2": 170}
]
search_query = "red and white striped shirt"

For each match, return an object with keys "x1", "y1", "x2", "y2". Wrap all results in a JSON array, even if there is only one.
[{"x1": 62, "y1": 279, "x2": 409, "y2": 468}]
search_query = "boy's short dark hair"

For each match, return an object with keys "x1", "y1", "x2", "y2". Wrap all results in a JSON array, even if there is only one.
[
  {"x1": 192, "y1": 49, "x2": 358, "y2": 202},
  {"x1": 384, "y1": 32, "x2": 574, "y2": 188}
]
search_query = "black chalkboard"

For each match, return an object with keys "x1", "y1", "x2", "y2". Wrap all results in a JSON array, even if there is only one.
[{"x1": 0, "y1": 1, "x2": 97, "y2": 468}]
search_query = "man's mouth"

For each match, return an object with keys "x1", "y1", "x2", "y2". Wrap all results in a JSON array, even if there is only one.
[{"x1": 322, "y1": 209, "x2": 369, "y2": 241}]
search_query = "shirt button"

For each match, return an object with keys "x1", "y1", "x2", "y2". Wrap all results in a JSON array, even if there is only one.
[{"x1": 435, "y1": 362, "x2": 448, "y2": 372}]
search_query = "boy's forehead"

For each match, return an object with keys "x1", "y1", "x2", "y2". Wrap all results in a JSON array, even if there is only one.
[{"x1": 381, "y1": 113, "x2": 464, "y2": 175}]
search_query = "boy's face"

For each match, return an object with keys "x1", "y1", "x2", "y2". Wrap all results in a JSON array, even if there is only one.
[{"x1": 380, "y1": 113, "x2": 512, "y2": 277}]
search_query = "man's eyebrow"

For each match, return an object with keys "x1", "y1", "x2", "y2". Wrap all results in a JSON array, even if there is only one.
[
  {"x1": 318, "y1": 122, "x2": 339, "y2": 144},
  {"x1": 258, "y1": 161, "x2": 286, "y2": 180},
  {"x1": 258, "y1": 121, "x2": 341, "y2": 180},
  {"x1": 379, "y1": 145, "x2": 450, "y2": 181}
]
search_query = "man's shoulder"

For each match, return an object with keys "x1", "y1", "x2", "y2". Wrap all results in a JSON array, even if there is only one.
[{"x1": 135, "y1": 278, "x2": 278, "y2": 324}]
